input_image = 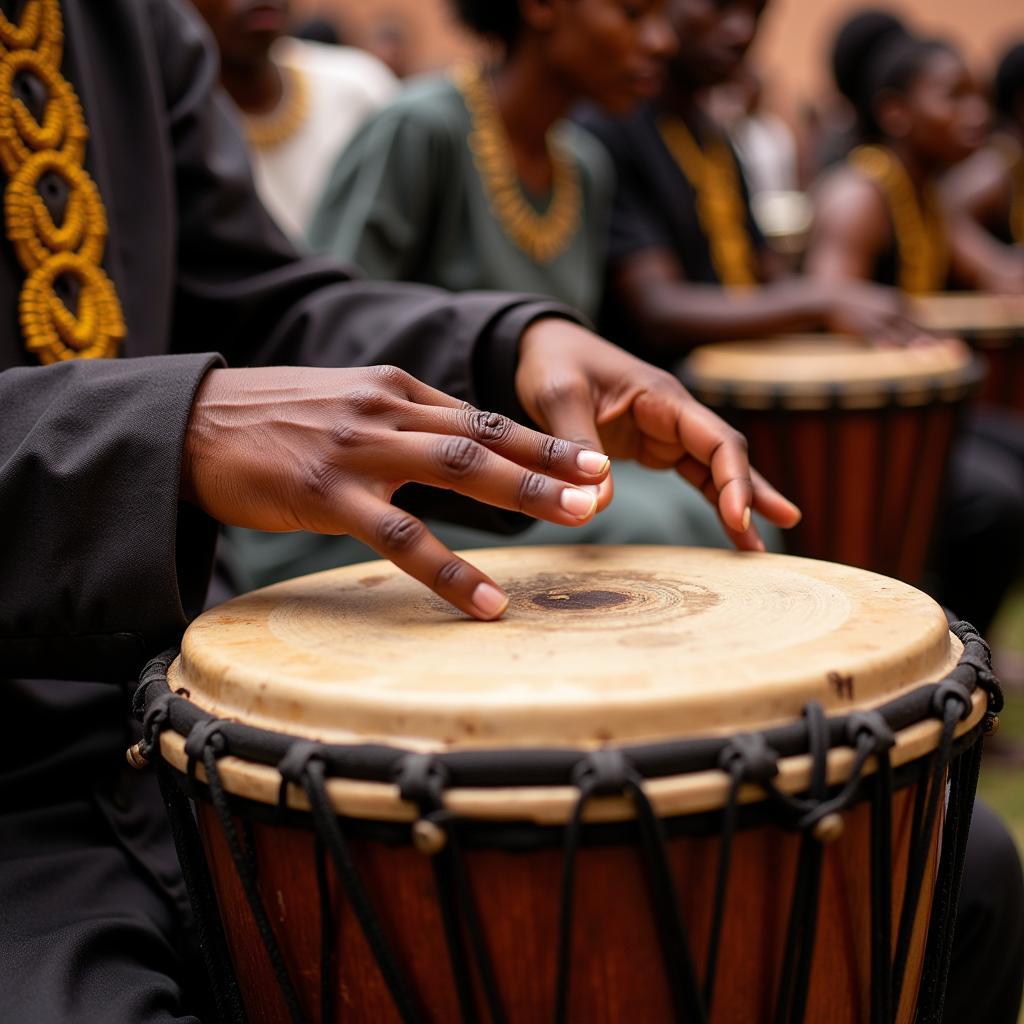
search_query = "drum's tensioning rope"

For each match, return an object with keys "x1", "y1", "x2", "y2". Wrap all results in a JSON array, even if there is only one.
[{"x1": 132, "y1": 622, "x2": 1001, "y2": 1024}]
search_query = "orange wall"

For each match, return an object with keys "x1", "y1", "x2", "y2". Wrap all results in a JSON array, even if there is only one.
[{"x1": 292, "y1": 0, "x2": 1024, "y2": 111}]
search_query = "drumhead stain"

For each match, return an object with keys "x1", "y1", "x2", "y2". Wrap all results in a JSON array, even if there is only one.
[{"x1": 531, "y1": 589, "x2": 629, "y2": 611}]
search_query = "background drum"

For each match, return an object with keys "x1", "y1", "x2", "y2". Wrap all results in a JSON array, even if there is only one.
[
  {"x1": 911, "y1": 294, "x2": 1024, "y2": 412},
  {"x1": 681, "y1": 337, "x2": 982, "y2": 583},
  {"x1": 132, "y1": 546, "x2": 998, "y2": 1024}
]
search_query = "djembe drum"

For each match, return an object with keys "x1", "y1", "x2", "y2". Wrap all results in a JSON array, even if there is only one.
[
  {"x1": 132, "y1": 547, "x2": 998, "y2": 1024},
  {"x1": 911, "y1": 294, "x2": 1024, "y2": 411},
  {"x1": 681, "y1": 338, "x2": 982, "y2": 582}
]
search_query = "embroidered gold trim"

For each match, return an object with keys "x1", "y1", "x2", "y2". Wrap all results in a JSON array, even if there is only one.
[
  {"x1": 849, "y1": 144, "x2": 949, "y2": 295},
  {"x1": 244, "y1": 63, "x2": 309, "y2": 150},
  {"x1": 657, "y1": 114, "x2": 758, "y2": 289},
  {"x1": 0, "y1": 0, "x2": 125, "y2": 364},
  {"x1": 454, "y1": 62, "x2": 581, "y2": 265}
]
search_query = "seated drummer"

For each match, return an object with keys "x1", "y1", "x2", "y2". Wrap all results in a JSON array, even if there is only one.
[
  {"x1": 576, "y1": 0, "x2": 922, "y2": 371},
  {"x1": 0, "y1": 2, "x2": 803, "y2": 1020},
  {"x1": 943, "y1": 42, "x2": 1024, "y2": 288}
]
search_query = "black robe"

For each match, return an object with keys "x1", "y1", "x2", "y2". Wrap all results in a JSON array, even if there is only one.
[{"x1": 0, "y1": 3, "x2": 578, "y2": 1019}]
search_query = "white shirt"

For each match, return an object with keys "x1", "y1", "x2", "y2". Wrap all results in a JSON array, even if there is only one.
[{"x1": 248, "y1": 38, "x2": 398, "y2": 241}]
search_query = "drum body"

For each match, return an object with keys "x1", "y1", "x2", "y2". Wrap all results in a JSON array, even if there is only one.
[
  {"x1": 681, "y1": 338, "x2": 982, "y2": 582},
  {"x1": 136, "y1": 547, "x2": 996, "y2": 1024},
  {"x1": 912, "y1": 294, "x2": 1024, "y2": 412}
]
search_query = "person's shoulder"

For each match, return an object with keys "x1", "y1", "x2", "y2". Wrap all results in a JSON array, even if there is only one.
[
  {"x1": 352, "y1": 74, "x2": 468, "y2": 146},
  {"x1": 572, "y1": 102, "x2": 652, "y2": 162},
  {"x1": 812, "y1": 158, "x2": 890, "y2": 239}
]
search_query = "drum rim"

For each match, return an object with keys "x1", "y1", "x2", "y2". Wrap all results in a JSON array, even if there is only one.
[
  {"x1": 135, "y1": 622, "x2": 998, "y2": 825},
  {"x1": 679, "y1": 344, "x2": 985, "y2": 411}
]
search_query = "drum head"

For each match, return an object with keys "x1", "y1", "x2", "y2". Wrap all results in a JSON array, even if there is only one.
[
  {"x1": 681, "y1": 336, "x2": 979, "y2": 409},
  {"x1": 172, "y1": 547, "x2": 960, "y2": 750},
  {"x1": 911, "y1": 293, "x2": 1024, "y2": 337}
]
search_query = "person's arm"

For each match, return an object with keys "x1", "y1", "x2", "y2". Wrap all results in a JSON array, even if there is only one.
[
  {"x1": 943, "y1": 149, "x2": 1024, "y2": 294},
  {"x1": 0, "y1": 356, "x2": 221, "y2": 681},
  {"x1": 804, "y1": 170, "x2": 893, "y2": 284},
  {"x1": 610, "y1": 248, "x2": 919, "y2": 350}
]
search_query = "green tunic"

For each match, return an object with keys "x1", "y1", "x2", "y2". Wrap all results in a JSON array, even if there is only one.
[{"x1": 308, "y1": 75, "x2": 612, "y2": 320}]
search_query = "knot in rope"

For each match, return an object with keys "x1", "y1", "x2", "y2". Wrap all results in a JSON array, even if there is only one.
[
  {"x1": 572, "y1": 748, "x2": 633, "y2": 796},
  {"x1": 277, "y1": 739, "x2": 326, "y2": 811},
  {"x1": 931, "y1": 679, "x2": 973, "y2": 722},
  {"x1": 845, "y1": 711, "x2": 896, "y2": 755},
  {"x1": 184, "y1": 718, "x2": 228, "y2": 763},
  {"x1": 396, "y1": 753, "x2": 449, "y2": 811},
  {"x1": 718, "y1": 732, "x2": 780, "y2": 786}
]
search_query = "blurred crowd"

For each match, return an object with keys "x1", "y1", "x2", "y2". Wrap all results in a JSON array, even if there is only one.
[{"x1": 192, "y1": 0, "x2": 1024, "y2": 646}]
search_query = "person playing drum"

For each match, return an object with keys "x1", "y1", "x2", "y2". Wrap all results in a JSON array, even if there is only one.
[
  {"x1": 0, "y1": 1, "x2": 801, "y2": 1021},
  {"x1": 943, "y1": 42, "x2": 1024, "y2": 290}
]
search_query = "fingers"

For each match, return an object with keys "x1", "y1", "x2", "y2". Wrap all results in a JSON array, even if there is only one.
[
  {"x1": 519, "y1": 374, "x2": 616, "y2": 511},
  {"x1": 371, "y1": 431, "x2": 602, "y2": 527},
  {"x1": 345, "y1": 493, "x2": 512, "y2": 621},
  {"x1": 403, "y1": 403, "x2": 612, "y2": 487}
]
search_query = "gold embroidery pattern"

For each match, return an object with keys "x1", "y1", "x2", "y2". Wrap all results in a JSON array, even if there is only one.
[
  {"x1": 454, "y1": 62, "x2": 581, "y2": 265},
  {"x1": 244, "y1": 64, "x2": 309, "y2": 150},
  {"x1": 657, "y1": 114, "x2": 759, "y2": 289},
  {"x1": 849, "y1": 144, "x2": 949, "y2": 295},
  {"x1": 0, "y1": 0, "x2": 124, "y2": 363}
]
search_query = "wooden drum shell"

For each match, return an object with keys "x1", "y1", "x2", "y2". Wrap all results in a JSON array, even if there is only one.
[
  {"x1": 682, "y1": 338, "x2": 982, "y2": 582},
  {"x1": 193, "y1": 783, "x2": 939, "y2": 1024},
  {"x1": 151, "y1": 547, "x2": 991, "y2": 1024},
  {"x1": 912, "y1": 294, "x2": 1024, "y2": 412}
]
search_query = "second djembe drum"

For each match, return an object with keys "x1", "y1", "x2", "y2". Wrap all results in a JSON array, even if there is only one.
[
  {"x1": 911, "y1": 293, "x2": 1024, "y2": 411},
  {"x1": 681, "y1": 337, "x2": 982, "y2": 582},
  {"x1": 131, "y1": 546, "x2": 998, "y2": 1024}
]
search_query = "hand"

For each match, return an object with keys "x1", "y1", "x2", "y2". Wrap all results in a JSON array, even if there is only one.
[
  {"x1": 514, "y1": 320, "x2": 801, "y2": 550},
  {"x1": 181, "y1": 365, "x2": 612, "y2": 620},
  {"x1": 822, "y1": 281, "x2": 938, "y2": 347}
]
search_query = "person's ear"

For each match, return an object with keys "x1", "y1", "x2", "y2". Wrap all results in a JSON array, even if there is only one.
[
  {"x1": 875, "y1": 91, "x2": 913, "y2": 139},
  {"x1": 520, "y1": 0, "x2": 558, "y2": 34}
]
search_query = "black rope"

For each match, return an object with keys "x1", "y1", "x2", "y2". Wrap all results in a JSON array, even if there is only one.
[
  {"x1": 891, "y1": 683, "x2": 971, "y2": 1011},
  {"x1": 198, "y1": 737, "x2": 307, "y2": 1024},
  {"x1": 397, "y1": 754, "x2": 507, "y2": 1024},
  {"x1": 705, "y1": 732, "x2": 781, "y2": 1012},
  {"x1": 313, "y1": 835, "x2": 336, "y2": 1024},
  {"x1": 772, "y1": 703, "x2": 829, "y2": 1024},
  {"x1": 297, "y1": 756, "x2": 423, "y2": 1024},
  {"x1": 155, "y1": 761, "x2": 248, "y2": 1024}
]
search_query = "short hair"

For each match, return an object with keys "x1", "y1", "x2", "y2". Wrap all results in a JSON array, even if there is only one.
[
  {"x1": 994, "y1": 42, "x2": 1024, "y2": 119},
  {"x1": 452, "y1": 0, "x2": 522, "y2": 48}
]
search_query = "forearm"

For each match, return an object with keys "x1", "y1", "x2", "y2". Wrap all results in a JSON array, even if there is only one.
[
  {"x1": 0, "y1": 355, "x2": 220, "y2": 680},
  {"x1": 625, "y1": 278, "x2": 828, "y2": 352}
]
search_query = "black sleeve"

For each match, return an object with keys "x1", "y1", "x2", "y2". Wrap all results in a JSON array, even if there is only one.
[{"x1": 0, "y1": 355, "x2": 221, "y2": 681}]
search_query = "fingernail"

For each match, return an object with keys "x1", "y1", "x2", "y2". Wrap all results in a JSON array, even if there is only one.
[
  {"x1": 576, "y1": 450, "x2": 610, "y2": 475},
  {"x1": 472, "y1": 582, "x2": 508, "y2": 619},
  {"x1": 561, "y1": 487, "x2": 598, "y2": 518},
  {"x1": 741, "y1": 507, "x2": 751, "y2": 532}
]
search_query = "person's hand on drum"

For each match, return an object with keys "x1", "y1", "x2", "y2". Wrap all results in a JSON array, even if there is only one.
[
  {"x1": 820, "y1": 281, "x2": 937, "y2": 347},
  {"x1": 514, "y1": 319, "x2": 802, "y2": 550},
  {"x1": 181, "y1": 365, "x2": 613, "y2": 620}
]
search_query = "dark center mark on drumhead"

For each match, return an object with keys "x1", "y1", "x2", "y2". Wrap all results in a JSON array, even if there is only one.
[{"x1": 531, "y1": 589, "x2": 630, "y2": 611}]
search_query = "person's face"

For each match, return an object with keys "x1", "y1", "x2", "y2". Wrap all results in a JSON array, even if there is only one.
[
  {"x1": 667, "y1": 0, "x2": 768, "y2": 91},
  {"x1": 191, "y1": 0, "x2": 291, "y2": 69},
  {"x1": 534, "y1": 0, "x2": 678, "y2": 114},
  {"x1": 883, "y1": 51, "x2": 990, "y2": 168}
]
